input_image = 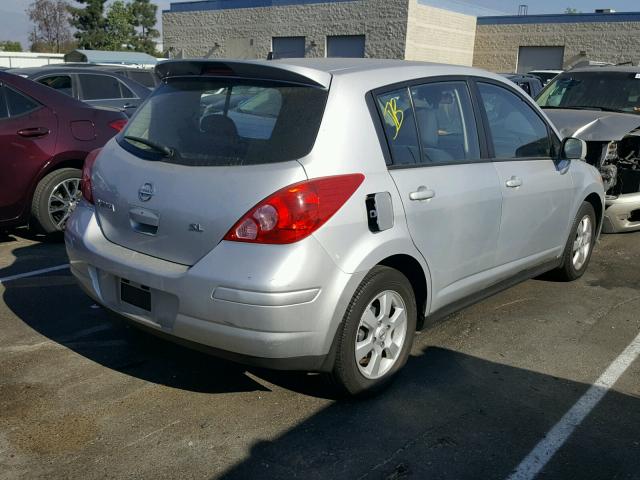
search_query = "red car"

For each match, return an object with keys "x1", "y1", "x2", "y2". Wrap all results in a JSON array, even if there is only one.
[{"x1": 0, "y1": 72, "x2": 127, "y2": 234}]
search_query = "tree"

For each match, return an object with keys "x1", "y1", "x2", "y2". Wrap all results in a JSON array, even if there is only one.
[
  {"x1": 26, "y1": 0, "x2": 74, "y2": 53},
  {"x1": 0, "y1": 41, "x2": 23, "y2": 52},
  {"x1": 104, "y1": 1, "x2": 135, "y2": 50},
  {"x1": 68, "y1": 0, "x2": 159, "y2": 53},
  {"x1": 69, "y1": 0, "x2": 108, "y2": 49},
  {"x1": 130, "y1": 0, "x2": 159, "y2": 55}
]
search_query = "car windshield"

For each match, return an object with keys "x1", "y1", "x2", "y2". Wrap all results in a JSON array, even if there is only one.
[
  {"x1": 537, "y1": 71, "x2": 640, "y2": 114},
  {"x1": 119, "y1": 77, "x2": 328, "y2": 166}
]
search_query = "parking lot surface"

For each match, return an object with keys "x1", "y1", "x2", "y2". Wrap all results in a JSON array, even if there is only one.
[{"x1": 1, "y1": 230, "x2": 639, "y2": 480}]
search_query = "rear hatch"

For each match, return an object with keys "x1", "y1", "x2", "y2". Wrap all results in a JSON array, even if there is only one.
[{"x1": 91, "y1": 66, "x2": 329, "y2": 265}]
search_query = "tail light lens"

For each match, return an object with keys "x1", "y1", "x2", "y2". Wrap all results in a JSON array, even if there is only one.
[
  {"x1": 224, "y1": 174, "x2": 365, "y2": 244},
  {"x1": 109, "y1": 118, "x2": 127, "y2": 132},
  {"x1": 81, "y1": 148, "x2": 101, "y2": 204}
]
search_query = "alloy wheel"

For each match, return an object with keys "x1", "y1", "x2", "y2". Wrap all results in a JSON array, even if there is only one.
[
  {"x1": 572, "y1": 215, "x2": 593, "y2": 270},
  {"x1": 48, "y1": 178, "x2": 81, "y2": 230},
  {"x1": 354, "y1": 290, "x2": 408, "y2": 380}
]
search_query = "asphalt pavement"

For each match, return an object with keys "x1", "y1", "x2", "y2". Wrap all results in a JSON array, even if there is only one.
[{"x1": 0, "y1": 228, "x2": 639, "y2": 479}]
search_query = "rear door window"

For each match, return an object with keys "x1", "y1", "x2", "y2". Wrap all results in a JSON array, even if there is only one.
[
  {"x1": 119, "y1": 77, "x2": 328, "y2": 166},
  {"x1": 410, "y1": 81, "x2": 480, "y2": 163},
  {"x1": 79, "y1": 74, "x2": 128, "y2": 100},
  {"x1": 375, "y1": 87, "x2": 421, "y2": 166},
  {"x1": 38, "y1": 75, "x2": 72, "y2": 96}
]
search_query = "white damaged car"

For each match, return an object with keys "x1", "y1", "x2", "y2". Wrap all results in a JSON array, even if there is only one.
[{"x1": 538, "y1": 66, "x2": 640, "y2": 233}]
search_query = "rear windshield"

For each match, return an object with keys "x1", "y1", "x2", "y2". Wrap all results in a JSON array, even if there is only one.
[
  {"x1": 118, "y1": 77, "x2": 328, "y2": 166},
  {"x1": 537, "y1": 71, "x2": 640, "y2": 114}
]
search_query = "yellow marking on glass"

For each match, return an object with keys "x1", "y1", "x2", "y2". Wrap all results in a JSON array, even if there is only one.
[{"x1": 383, "y1": 98, "x2": 404, "y2": 140}]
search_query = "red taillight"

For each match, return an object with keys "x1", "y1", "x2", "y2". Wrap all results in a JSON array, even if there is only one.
[
  {"x1": 224, "y1": 174, "x2": 365, "y2": 244},
  {"x1": 109, "y1": 118, "x2": 127, "y2": 132},
  {"x1": 81, "y1": 148, "x2": 101, "y2": 204}
]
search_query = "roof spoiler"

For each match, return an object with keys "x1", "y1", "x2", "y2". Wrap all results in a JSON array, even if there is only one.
[{"x1": 155, "y1": 60, "x2": 331, "y2": 89}]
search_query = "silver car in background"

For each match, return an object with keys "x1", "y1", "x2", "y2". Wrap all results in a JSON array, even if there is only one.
[{"x1": 65, "y1": 59, "x2": 604, "y2": 395}]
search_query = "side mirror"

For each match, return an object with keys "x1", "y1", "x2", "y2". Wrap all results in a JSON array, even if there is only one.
[{"x1": 561, "y1": 137, "x2": 587, "y2": 160}]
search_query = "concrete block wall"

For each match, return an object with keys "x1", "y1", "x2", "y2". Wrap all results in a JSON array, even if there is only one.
[
  {"x1": 405, "y1": 1, "x2": 476, "y2": 66},
  {"x1": 473, "y1": 21, "x2": 640, "y2": 73},
  {"x1": 163, "y1": 0, "x2": 410, "y2": 60}
]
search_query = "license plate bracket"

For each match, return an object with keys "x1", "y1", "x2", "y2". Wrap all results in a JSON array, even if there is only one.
[{"x1": 120, "y1": 280, "x2": 151, "y2": 312}]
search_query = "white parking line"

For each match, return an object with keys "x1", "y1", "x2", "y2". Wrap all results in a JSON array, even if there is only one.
[
  {"x1": 0, "y1": 264, "x2": 69, "y2": 284},
  {"x1": 507, "y1": 329, "x2": 640, "y2": 480}
]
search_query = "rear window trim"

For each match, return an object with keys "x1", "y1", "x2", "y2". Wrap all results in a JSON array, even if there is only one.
[{"x1": 163, "y1": 74, "x2": 330, "y2": 92}]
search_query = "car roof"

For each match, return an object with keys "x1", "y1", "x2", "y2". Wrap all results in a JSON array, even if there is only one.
[
  {"x1": 501, "y1": 73, "x2": 540, "y2": 80},
  {"x1": 7, "y1": 66, "x2": 151, "y2": 96},
  {"x1": 40, "y1": 63, "x2": 154, "y2": 71},
  {"x1": 8, "y1": 66, "x2": 135, "y2": 76},
  {"x1": 156, "y1": 58, "x2": 508, "y2": 91},
  {"x1": 567, "y1": 65, "x2": 640, "y2": 73}
]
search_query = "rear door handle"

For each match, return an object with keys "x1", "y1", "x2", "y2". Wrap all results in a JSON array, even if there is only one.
[
  {"x1": 409, "y1": 186, "x2": 436, "y2": 201},
  {"x1": 17, "y1": 127, "x2": 50, "y2": 138},
  {"x1": 505, "y1": 176, "x2": 523, "y2": 188}
]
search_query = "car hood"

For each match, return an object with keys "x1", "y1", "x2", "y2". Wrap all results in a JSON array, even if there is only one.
[{"x1": 543, "y1": 108, "x2": 640, "y2": 141}]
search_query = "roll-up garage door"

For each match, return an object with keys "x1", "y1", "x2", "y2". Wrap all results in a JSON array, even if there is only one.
[
  {"x1": 326, "y1": 35, "x2": 365, "y2": 58},
  {"x1": 517, "y1": 46, "x2": 564, "y2": 73},
  {"x1": 272, "y1": 37, "x2": 306, "y2": 59}
]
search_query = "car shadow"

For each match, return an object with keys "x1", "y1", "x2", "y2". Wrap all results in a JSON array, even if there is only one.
[
  {"x1": 1, "y1": 239, "x2": 341, "y2": 397},
  {"x1": 0, "y1": 228, "x2": 68, "y2": 278},
  {"x1": 0, "y1": 231, "x2": 17, "y2": 244},
  {"x1": 219, "y1": 347, "x2": 640, "y2": 480},
  {"x1": 3, "y1": 240, "x2": 639, "y2": 478},
  {"x1": 0, "y1": 226, "x2": 63, "y2": 244}
]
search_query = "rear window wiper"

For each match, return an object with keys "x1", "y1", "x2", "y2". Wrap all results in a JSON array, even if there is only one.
[{"x1": 124, "y1": 136, "x2": 175, "y2": 158}]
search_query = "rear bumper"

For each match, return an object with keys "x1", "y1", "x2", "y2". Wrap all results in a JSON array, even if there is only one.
[
  {"x1": 65, "y1": 202, "x2": 364, "y2": 371},
  {"x1": 603, "y1": 192, "x2": 640, "y2": 233}
]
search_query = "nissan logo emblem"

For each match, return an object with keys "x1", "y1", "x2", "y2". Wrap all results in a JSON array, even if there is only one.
[{"x1": 138, "y1": 183, "x2": 155, "y2": 202}]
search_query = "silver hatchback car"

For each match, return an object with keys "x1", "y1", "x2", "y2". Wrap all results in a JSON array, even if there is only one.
[{"x1": 66, "y1": 59, "x2": 605, "y2": 394}]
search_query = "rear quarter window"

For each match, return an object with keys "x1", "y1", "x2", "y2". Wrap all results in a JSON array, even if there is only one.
[
  {"x1": 79, "y1": 74, "x2": 127, "y2": 100},
  {"x1": 375, "y1": 87, "x2": 421, "y2": 166},
  {"x1": 128, "y1": 70, "x2": 157, "y2": 88},
  {"x1": 5, "y1": 87, "x2": 40, "y2": 117},
  {"x1": 119, "y1": 77, "x2": 328, "y2": 166}
]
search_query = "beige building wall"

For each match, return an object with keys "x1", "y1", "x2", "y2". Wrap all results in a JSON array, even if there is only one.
[
  {"x1": 405, "y1": 1, "x2": 476, "y2": 66},
  {"x1": 163, "y1": 0, "x2": 410, "y2": 60},
  {"x1": 473, "y1": 21, "x2": 640, "y2": 72}
]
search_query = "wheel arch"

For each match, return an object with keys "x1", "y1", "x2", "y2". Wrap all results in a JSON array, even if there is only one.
[
  {"x1": 377, "y1": 253, "x2": 429, "y2": 330},
  {"x1": 584, "y1": 192, "x2": 603, "y2": 233}
]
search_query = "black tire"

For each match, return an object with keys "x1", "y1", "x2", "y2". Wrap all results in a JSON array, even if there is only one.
[
  {"x1": 331, "y1": 266, "x2": 417, "y2": 396},
  {"x1": 554, "y1": 202, "x2": 597, "y2": 281},
  {"x1": 30, "y1": 168, "x2": 82, "y2": 234}
]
